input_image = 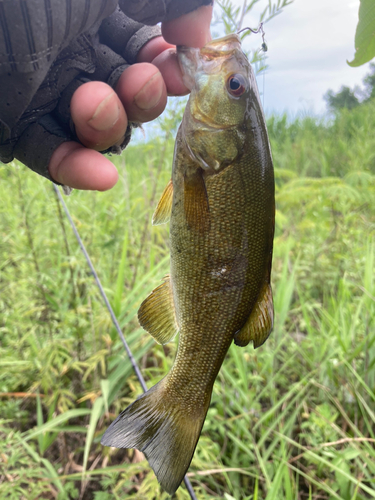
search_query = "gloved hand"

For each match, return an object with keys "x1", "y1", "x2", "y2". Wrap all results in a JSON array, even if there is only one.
[{"x1": 0, "y1": 0, "x2": 213, "y2": 191}]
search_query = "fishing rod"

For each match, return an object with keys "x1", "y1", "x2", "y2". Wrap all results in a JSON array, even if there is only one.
[{"x1": 53, "y1": 183, "x2": 198, "y2": 500}]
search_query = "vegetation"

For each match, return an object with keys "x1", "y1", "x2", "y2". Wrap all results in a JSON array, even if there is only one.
[
  {"x1": 324, "y1": 86, "x2": 361, "y2": 112},
  {"x1": 324, "y1": 63, "x2": 375, "y2": 112},
  {"x1": 0, "y1": 89, "x2": 374, "y2": 499}
]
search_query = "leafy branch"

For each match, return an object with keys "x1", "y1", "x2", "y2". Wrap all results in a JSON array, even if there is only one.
[{"x1": 214, "y1": 0, "x2": 293, "y2": 72}]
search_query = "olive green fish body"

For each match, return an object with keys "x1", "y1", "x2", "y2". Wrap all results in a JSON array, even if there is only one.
[
  {"x1": 102, "y1": 34, "x2": 275, "y2": 495},
  {"x1": 168, "y1": 130, "x2": 274, "y2": 406}
]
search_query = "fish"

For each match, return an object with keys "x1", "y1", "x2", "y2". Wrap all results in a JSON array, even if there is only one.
[{"x1": 101, "y1": 33, "x2": 275, "y2": 495}]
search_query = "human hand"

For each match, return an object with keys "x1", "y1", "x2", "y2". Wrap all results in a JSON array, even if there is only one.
[{"x1": 48, "y1": 4, "x2": 213, "y2": 191}]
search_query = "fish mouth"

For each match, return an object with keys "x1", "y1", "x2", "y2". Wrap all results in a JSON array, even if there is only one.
[{"x1": 200, "y1": 33, "x2": 241, "y2": 59}]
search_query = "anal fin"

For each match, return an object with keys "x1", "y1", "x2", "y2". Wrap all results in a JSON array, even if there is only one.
[
  {"x1": 152, "y1": 179, "x2": 173, "y2": 225},
  {"x1": 138, "y1": 275, "x2": 179, "y2": 345},
  {"x1": 234, "y1": 283, "x2": 274, "y2": 348}
]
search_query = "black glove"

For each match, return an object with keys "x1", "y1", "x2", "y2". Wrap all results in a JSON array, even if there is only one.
[{"x1": 0, "y1": 0, "x2": 211, "y2": 181}]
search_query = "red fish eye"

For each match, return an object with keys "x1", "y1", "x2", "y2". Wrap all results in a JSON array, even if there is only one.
[{"x1": 227, "y1": 74, "x2": 247, "y2": 97}]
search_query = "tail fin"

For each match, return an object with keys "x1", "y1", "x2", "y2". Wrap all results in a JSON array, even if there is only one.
[{"x1": 101, "y1": 380, "x2": 210, "y2": 495}]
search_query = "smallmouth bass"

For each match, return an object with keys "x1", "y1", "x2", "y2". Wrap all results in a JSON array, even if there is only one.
[{"x1": 101, "y1": 33, "x2": 275, "y2": 495}]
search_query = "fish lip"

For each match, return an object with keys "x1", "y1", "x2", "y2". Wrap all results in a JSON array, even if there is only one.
[{"x1": 200, "y1": 33, "x2": 242, "y2": 58}]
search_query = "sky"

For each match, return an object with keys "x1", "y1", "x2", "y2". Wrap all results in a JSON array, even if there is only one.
[
  {"x1": 224, "y1": 0, "x2": 370, "y2": 116},
  {"x1": 136, "y1": 0, "x2": 370, "y2": 141}
]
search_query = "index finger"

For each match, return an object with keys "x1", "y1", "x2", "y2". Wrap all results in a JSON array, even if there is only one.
[{"x1": 161, "y1": 4, "x2": 212, "y2": 48}]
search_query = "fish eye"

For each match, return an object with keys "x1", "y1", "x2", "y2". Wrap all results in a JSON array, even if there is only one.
[{"x1": 226, "y1": 74, "x2": 247, "y2": 97}]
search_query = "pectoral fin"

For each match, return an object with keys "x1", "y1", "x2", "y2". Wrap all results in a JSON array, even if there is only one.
[
  {"x1": 184, "y1": 169, "x2": 210, "y2": 233},
  {"x1": 138, "y1": 275, "x2": 179, "y2": 345},
  {"x1": 234, "y1": 283, "x2": 274, "y2": 348},
  {"x1": 152, "y1": 179, "x2": 173, "y2": 225}
]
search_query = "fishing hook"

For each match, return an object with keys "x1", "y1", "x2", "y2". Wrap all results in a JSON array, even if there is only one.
[{"x1": 237, "y1": 22, "x2": 268, "y2": 52}]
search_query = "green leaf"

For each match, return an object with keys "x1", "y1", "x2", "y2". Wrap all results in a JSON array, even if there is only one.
[
  {"x1": 17, "y1": 437, "x2": 66, "y2": 496},
  {"x1": 100, "y1": 379, "x2": 110, "y2": 415},
  {"x1": 253, "y1": 477, "x2": 259, "y2": 500},
  {"x1": 36, "y1": 392, "x2": 44, "y2": 454},
  {"x1": 113, "y1": 230, "x2": 129, "y2": 316},
  {"x1": 82, "y1": 397, "x2": 104, "y2": 476},
  {"x1": 348, "y1": 0, "x2": 375, "y2": 67},
  {"x1": 23, "y1": 409, "x2": 91, "y2": 441}
]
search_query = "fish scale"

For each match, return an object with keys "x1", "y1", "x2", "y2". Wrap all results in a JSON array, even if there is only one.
[
  {"x1": 169, "y1": 153, "x2": 272, "y2": 395},
  {"x1": 102, "y1": 33, "x2": 275, "y2": 495}
]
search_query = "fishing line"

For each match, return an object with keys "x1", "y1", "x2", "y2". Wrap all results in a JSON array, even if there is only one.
[
  {"x1": 263, "y1": 54, "x2": 266, "y2": 110},
  {"x1": 53, "y1": 183, "x2": 198, "y2": 500},
  {"x1": 237, "y1": 22, "x2": 267, "y2": 51},
  {"x1": 237, "y1": 23, "x2": 268, "y2": 110}
]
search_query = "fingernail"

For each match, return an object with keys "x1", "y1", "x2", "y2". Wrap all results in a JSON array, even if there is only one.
[
  {"x1": 134, "y1": 72, "x2": 163, "y2": 110},
  {"x1": 89, "y1": 92, "x2": 120, "y2": 131}
]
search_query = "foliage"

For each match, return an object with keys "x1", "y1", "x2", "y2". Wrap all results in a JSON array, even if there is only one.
[
  {"x1": 348, "y1": 0, "x2": 375, "y2": 67},
  {"x1": 215, "y1": 0, "x2": 293, "y2": 34},
  {"x1": 1, "y1": 93, "x2": 374, "y2": 498},
  {"x1": 214, "y1": 0, "x2": 293, "y2": 74},
  {"x1": 362, "y1": 62, "x2": 375, "y2": 100},
  {"x1": 324, "y1": 86, "x2": 360, "y2": 112},
  {"x1": 324, "y1": 63, "x2": 375, "y2": 112}
]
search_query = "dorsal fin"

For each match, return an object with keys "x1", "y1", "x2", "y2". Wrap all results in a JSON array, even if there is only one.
[
  {"x1": 138, "y1": 275, "x2": 179, "y2": 345},
  {"x1": 234, "y1": 283, "x2": 274, "y2": 348}
]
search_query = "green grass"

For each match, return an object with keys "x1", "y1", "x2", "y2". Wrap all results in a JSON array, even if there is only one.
[{"x1": 0, "y1": 100, "x2": 374, "y2": 499}]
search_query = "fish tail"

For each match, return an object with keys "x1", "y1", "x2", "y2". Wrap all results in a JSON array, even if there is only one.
[{"x1": 101, "y1": 379, "x2": 210, "y2": 495}]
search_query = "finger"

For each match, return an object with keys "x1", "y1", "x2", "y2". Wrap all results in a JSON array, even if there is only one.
[
  {"x1": 115, "y1": 62, "x2": 167, "y2": 123},
  {"x1": 162, "y1": 5, "x2": 212, "y2": 48},
  {"x1": 49, "y1": 141, "x2": 118, "y2": 191},
  {"x1": 137, "y1": 36, "x2": 174, "y2": 63},
  {"x1": 152, "y1": 48, "x2": 189, "y2": 96},
  {"x1": 70, "y1": 82, "x2": 128, "y2": 151}
]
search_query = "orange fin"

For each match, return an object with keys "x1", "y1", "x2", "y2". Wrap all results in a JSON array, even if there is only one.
[
  {"x1": 138, "y1": 275, "x2": 179, "y2": 345},
  {"x1": 152, "y1": 179, "x2": 173, "y2": 226},
  {"x1": 184, "y1": 169, "x2": 210, "y2": 233},
  {"x1": 234, "y1": 283, "x2": 274, "y2": 348}
]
